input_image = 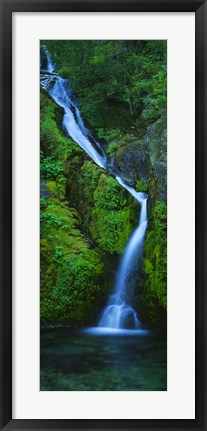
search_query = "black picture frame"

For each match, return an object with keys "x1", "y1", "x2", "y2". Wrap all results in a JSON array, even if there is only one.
[{"x1": 0, "y1": 0, "x2": 206, "y2": 430}]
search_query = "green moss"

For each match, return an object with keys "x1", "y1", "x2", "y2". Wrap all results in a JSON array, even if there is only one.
[
  {"x1": 48, "y1": 250, "x2": 104, "y2": 325},
  {"x1": 79, "y1": 161, "x2": 101, "y2": 198},
  {"x1": 65, "y1": 160, "x2": 137, "y2": 255},
  {"x1": 106, "y1": 141, "x2": 120, "y2": 157},
  {"x1": 142, "y1": 200, "x2": 167, "y2": 323},
  {"x1": 136, "y1": 177, "x2": 149, "y2": 193},
  {"x1": 40, "y1": 185, "x2": 106, "y2": 325},
  {"x1": 40, "y1": 94, "x2": 109, "y2": 325},
  {"x1": 40, "y1": 93, "x2": 69, "y2": 159},
  {"x1": 91, "y1": 174, "x2": 137, "y2": 254}
]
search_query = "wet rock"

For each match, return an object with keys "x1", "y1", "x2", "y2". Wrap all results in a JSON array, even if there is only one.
[
  {"x1": 145, "y1": 114, "x2": 167, "y2": 201},
  {"x1": 112, "y1": 114, "x2": 167, "y2": 201},
  {"x1": 113, "y1": 140, "x2": 150, "y2": 184},
  {"x1": 40, "y1": 180, "x2": 50, "y2": 199}
]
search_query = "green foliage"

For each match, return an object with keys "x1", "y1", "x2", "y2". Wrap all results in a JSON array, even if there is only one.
[
  {"x1": 66, "y1": 159, "x2": 137, "y2": 255},
  {"x1": 48, "y1": 250, "x2": 103, "y2": 325},
  {"x1": 91, "y1": 175, "x2": 136, "y2": 253},
  {"x1": 40, "y1": 188, "x2": 106, "y2": 325},
  {"x1": 97, "y1": 128, "x2": 120, "y2": 143},
  {"x1": 144, "y1": 200, "x2": 167, "y2": 312},
  {"x1": 94, "y1": 175, "x2": 127, "y2": 210},
  {"x1": 79, "y1": 161, "x2": 101, "y2": 198},
  {"x1": 40, "y1": 92, "x2": 78, "y2": 162},
  {"x1": 52, "y1": 246, "x2": 63, "y2": 262},
  {"x1": 41, "y1": 40, "x2": 167, "y2": 131},
  {"x1": 40, "y1": 155, "x2": 63, "y2": 180},
  {"x1": 106, "y1": 141, "x2": 121, "y2": 157},
  {"x1": 40, "y1": 198, "x2": 47, "y2": 208},
  {"x1": 136, "y1": 177, "x2": 149, "y2": 193}
]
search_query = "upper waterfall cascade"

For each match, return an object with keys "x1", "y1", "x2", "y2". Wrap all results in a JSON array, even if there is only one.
[
  {"x1": 40, "y1": 49, "x2": 106, "y2": 169},
  {"x1": 40, "y1": 49, "x2": 148, "y2": 330}
]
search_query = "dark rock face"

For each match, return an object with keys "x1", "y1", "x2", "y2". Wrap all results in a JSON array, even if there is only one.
[
  {"x1": 145, "y1": 114, "x2": 167, "y2": 202},
  {"x1": 153, "y1": 162, "x2": 167, "y2": 202},
  {"x1": 114, "y1": 140, "x2": 149, "y2": 184},
  {"x1": 112, "y1": 114, "x2": 167, "y2": 202},
  {"x1": 40, "y1": 180, "x2": 50, "y2": 199}
]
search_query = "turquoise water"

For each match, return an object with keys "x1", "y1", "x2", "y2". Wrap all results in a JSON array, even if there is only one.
[{"x1": 40, "y1": 328, "x2": 167, "y2": 391}]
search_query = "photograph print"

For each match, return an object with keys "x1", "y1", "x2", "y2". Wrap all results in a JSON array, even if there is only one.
[{"x1": 40, "y1": 40, "x2": 167, "y2": 391}]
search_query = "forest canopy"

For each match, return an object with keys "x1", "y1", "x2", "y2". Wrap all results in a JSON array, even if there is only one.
[{"x1": 41, "y1": 40, "x2": 167, "y2": 130}]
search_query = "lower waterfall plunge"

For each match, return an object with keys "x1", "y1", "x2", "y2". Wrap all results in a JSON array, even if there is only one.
[
  {"x1": 40, "y1": 51, "x2": 148, "y2": 330},
  {"x1": 99, "y1": 179, "x2": 147, "y2": 329}
]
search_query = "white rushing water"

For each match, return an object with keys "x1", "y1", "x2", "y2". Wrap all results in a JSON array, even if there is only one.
[
  {"x1": 42, "y1": 46, "x2": 55, "y2": 73},
  {"x1": 40, "y1": 49, "x2": 148, "y2": 330},
  {"x1": 40, "y1": 53, "x2": 106, "y2": 169},
  {"x1": 99, "y1": 177, "x2": 147, "y2": 329}
]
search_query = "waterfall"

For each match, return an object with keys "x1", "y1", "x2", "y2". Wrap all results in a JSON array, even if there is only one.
[
  {"x1": 42, "y1": 45, "x2": 55, "y2": 73},
  {"x1": 40, "y1": 49, "x2": 148, "y2": 330},
  {"x1": 99, "y1": 179, "x2": 147, "y2": 329},
  {"x1": 40, "y1": 68, "x2": 106, "y2": 169}
]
